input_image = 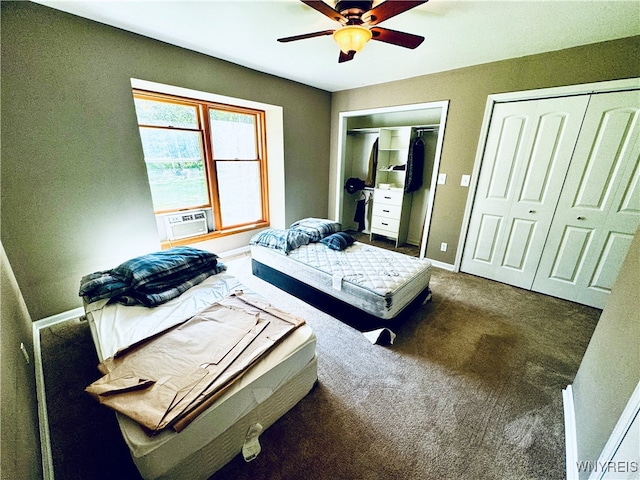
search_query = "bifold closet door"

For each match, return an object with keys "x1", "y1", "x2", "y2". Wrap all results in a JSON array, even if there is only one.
[
  {"x1": 531, "y1": 90, "x2": 640, "y2": 308},
  {"x1": 460, "y1": 96, "x2": 590, "y2": 289}
]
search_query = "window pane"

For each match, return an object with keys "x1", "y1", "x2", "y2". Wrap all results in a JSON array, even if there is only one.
[
  {"x1": 216, "y1": 161, "x2": 262, "y2": 226},
  {"x1": 138, "y1": 127, "x2": 209, "y2": 211},
  {"x1": 134, "y1": 98, "x2": 198, "y2": 128},
  {"x1": 210, "y1": 109, "x2": 257, "y2": 160},
  {"x1": 139, "y1": 127, "x2": 202, "y2": 160}
]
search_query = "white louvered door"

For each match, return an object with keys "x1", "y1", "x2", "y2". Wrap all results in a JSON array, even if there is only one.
[
  {"x1": 460, "y1": 96, "x2": 590, "y2": 289},
  {"x1": 531, "y1": 90, "x2": 640, "y2": 307}
]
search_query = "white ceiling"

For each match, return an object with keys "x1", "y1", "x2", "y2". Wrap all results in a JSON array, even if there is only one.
[{"x1": 33, "y1": 0, "x2": 640, "y2": 92}]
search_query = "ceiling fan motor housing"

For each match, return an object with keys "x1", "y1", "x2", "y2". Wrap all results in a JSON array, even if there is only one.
[
  {"x1": 278, "y1": 1, "x2": 427, "y2": 63},
  {"x1": 335, "y1": 1, "x2": 373, "y2": 24}
]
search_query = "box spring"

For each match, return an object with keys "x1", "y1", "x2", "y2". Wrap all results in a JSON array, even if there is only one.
[{"x1": 250, "y1": 242, "x2": 432, "y2": 328}]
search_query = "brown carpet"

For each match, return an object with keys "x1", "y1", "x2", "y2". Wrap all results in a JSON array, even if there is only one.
[{"x1": 41, "y1": 254, "x2": 600, "y2": 480}]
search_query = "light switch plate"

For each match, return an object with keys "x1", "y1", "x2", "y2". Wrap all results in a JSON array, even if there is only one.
[
  {"x1": 437, "y1": 173, "x2": 447, "y2": 185},
  {"x1": 461, "y1": 175, "x2": 471, "y2": 187}
]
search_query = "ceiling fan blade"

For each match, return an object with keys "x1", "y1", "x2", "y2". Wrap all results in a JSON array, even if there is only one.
[
  {"x1": 301, "y1": 1, "x2": 347, "y2": 24},
  {"x1": 363, "y1": 1, "x2": 429, "y2": 26},
  {"x1": 370, "y1": 27, "x2": 424, "y2": 49},
  {"x1": 338, "y1": 50, "x2": 356, "y2": 63},
  {"x1": 278, "y1": 30, "x2": 335, "y2": 43}
]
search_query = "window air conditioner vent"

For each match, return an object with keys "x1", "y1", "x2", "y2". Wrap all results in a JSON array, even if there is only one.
[{"x1": 164, "y1": 210, "x2": 207, "y2": 240}]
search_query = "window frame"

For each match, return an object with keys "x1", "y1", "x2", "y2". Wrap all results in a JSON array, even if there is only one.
[{"x1": 133, "y1": 89, "x2": 270, "y2": 245}]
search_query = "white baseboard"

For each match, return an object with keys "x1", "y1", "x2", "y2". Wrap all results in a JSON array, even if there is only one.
[
  {"x1": 425, "y1": 258, "x2": 456, "y2": 271},
  {"x1": 34, "y1": 306, "x2": 85, "y2": 329},
  {"x1": 34, "y1": 307, "x2": 86, "y2": 480},
  {"x1": 219, "y1": 245, "x2": 251, "y2": 260},
  {"x1": 563, "y1": 384, "x2": 579, "y2": 480},
  {"x1": 33, "y1": 322, "x2": 54, "y2": 480}
]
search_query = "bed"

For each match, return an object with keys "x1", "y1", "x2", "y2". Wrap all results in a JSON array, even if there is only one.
[
  {"x1": 80, "y1": 248, "x2": 317, "y2": 480},
  {"x1": 249, "y1": 219, "x2": 432, "y2": 328}
]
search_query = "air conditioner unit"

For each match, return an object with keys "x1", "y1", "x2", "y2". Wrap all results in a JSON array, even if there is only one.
[{"x1": 164, "y1": 210, "x2": 208, "y2": 240}]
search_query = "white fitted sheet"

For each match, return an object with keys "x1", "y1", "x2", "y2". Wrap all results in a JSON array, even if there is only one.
[
  {"x1": 87, "y1": 273, "x2": 247, "y2": 362},
  {"x1": 85, "y1": 273, "x2": 317, "y2": 480},
  {"x1": 251, "y1": 242, "x2": 432, "y2": 319}
]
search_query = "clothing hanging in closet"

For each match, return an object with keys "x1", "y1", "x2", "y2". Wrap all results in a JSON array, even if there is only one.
[
  {"x1": 405, "y1": 136, "x2": 425, "y2": 193},
  {"x1": 365, "y1": 138, "x2": 378, "y2": 188},
  {"x1": 354, "y1": 190, "x2": 372, "y2": 231}
]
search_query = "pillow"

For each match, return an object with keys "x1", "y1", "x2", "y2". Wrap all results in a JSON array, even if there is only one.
[
  {"x1": 249, "y1": 228, "x2": 310, "y2": 254},
  {"x1": 320, "y1": 232, "x2": 355, "y2": 251},
  {"x1": 290, "y1": 218, "x2": 341, "y2": 242}
]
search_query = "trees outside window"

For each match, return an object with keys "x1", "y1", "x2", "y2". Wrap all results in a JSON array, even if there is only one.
[{"x1": 133, "y1": 90, "x2": 269, "y2": 240}]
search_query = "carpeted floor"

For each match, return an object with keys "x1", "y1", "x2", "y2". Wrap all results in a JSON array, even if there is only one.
[
  {"x1": 40, "y1": 254, "x2": 601, "y2": 480},
  {"x1": 348, "y1": 230, "x2": 420, "y2": 257}
]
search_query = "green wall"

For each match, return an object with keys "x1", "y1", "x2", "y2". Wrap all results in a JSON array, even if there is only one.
[
  {"x1": 1, "y1": 1, "x2": 332, "y2": 320},
  {"x1": 330, "y1": 36, "x2": 640, "y2": 264}
]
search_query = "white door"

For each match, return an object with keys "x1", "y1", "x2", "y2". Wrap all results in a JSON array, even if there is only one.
[
  {"x1": 532, "y1": 90, "x2": 640, "y2": 308},
  {"x1": 460, "y1": 96, "x2": 590, "y2": 288}
]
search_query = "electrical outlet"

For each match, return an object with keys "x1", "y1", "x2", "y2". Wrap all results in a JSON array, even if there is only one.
[
  {"x1": 437, "y1": 173, "x2": 447, "y2": 185},
  {"x1": 440, "y1": 242, "x2": 448, "y2": 252},
  {"x1": 20, "y1": 342, "x2": 30, "y2": 364}
]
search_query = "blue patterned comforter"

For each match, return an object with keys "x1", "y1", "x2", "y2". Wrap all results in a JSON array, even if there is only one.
[{"x1": 79, "y1": 247, "x2": 225, "y2": 307}]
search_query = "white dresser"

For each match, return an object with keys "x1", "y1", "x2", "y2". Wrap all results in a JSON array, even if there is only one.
[{"x1": 370, "y1": 188, "x2": 412, "y2": 247}]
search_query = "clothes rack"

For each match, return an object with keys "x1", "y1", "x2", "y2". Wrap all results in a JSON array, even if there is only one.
[{"x1": 414, "y1": 126, "x2": 439, "y2": 135}]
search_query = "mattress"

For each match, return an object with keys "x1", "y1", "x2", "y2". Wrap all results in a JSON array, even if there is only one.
[
  {"x1": 85, "y1": 272, "x2": 317, "y2": 480},
  {"x1": 250, "y1": 241, "x2": 432, "y2": 320}
]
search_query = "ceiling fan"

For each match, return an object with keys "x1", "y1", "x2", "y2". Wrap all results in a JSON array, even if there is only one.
[{"x1": 278, "y1": 1, "x2": 428, "y2": 63}]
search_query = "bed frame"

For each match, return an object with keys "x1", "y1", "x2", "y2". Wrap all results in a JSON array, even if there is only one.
[{"x1": 252, "y1": 259, "x2": 431, "y2": 331}]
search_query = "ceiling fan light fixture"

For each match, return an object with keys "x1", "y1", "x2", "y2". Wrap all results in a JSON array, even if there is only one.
[{"x1": 333, "y1": 25, "x2": 372, "y2": 54}]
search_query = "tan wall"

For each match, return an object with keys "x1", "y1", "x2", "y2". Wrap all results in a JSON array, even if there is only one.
[
  {"x1": 1, "y1": 2, "x2": 332, "y2": 320},
  {"x1": 2, "y1": 2, "x2": 638, "y2": 318},
  {"x1": 0, "y1": 243, "x2": 43, "y2": 480},
  {"x1": 571, "y1": 228, "x2": 640, "y2": 476},
  {"x1": 330, "y1": 36, "x2": 640, "y2": 264}
]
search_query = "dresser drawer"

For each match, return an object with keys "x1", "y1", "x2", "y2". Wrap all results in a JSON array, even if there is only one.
[
  {"x1": 372, "y1": 202, "x2": 402, "y2": 219},
  {"x1": 373, "y1": 188, "x2": 404, "y2": 206},
  {"x1": 371, "y1": 215, "x2": 400, "y2": 234}
]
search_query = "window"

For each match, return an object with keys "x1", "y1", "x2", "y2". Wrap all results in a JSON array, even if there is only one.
[{"x1": 133, "y1": 90, "x2": 269, "y2": 240}]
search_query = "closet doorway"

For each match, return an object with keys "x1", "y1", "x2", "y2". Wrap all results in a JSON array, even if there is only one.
[{"x1": 335, "y1": 101, "x2": 449, "y2": 259}]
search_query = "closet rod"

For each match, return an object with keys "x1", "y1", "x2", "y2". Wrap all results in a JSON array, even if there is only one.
[
  {"x1": 414, "y1": 126, "x2": 440, "y2": 133},
  {"x1": 347, "y1": 124, "x2": 440, "y2": 134},
  {"x1": 347, "y1": 128, "x2": 380, "y2": 135}
]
